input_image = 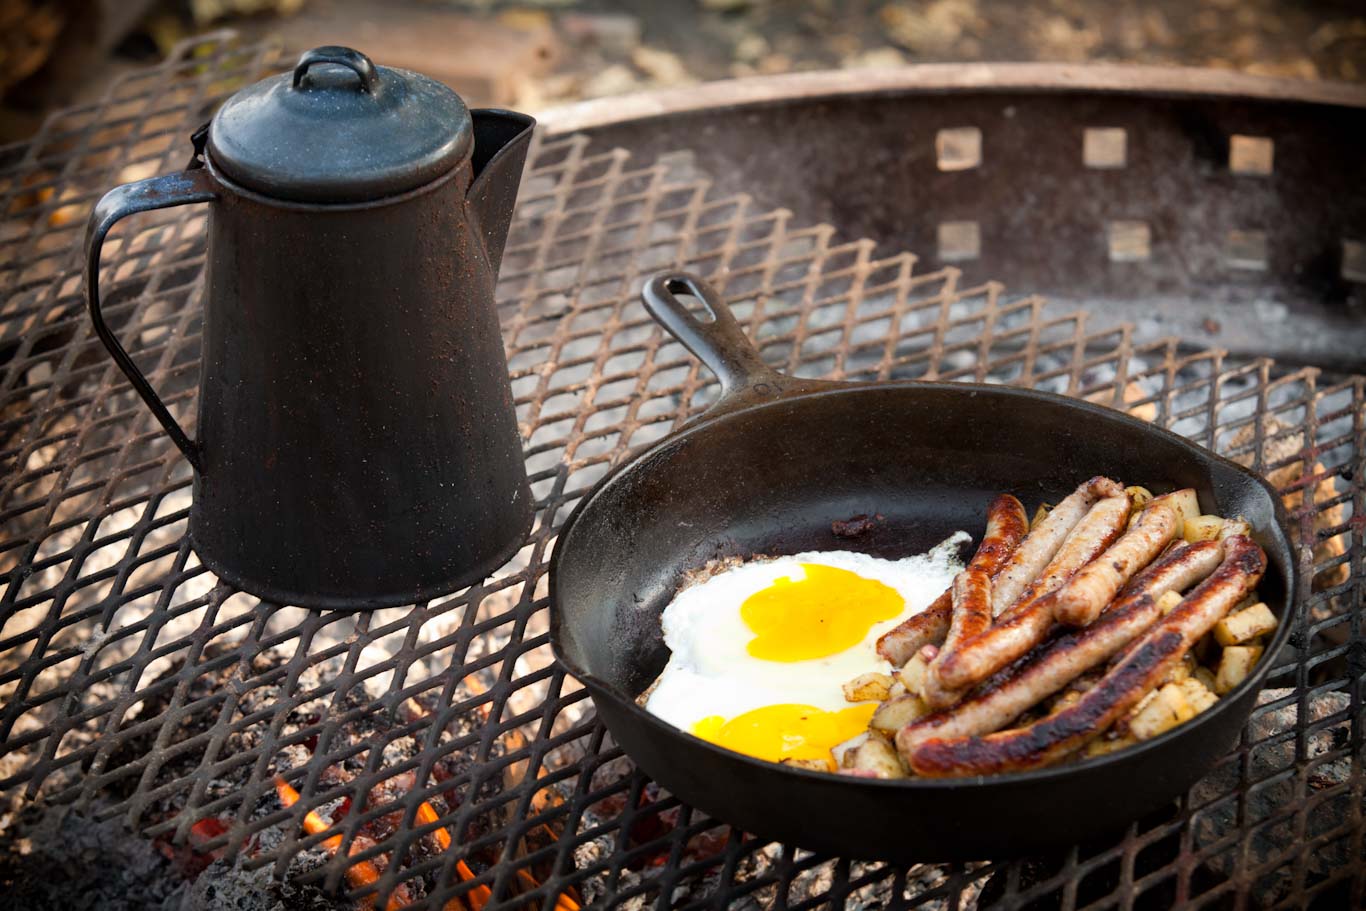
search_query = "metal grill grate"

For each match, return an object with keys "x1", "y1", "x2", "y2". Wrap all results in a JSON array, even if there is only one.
[{"x1": 1, "y1": 34, "x2": 1362, "y2": 911}]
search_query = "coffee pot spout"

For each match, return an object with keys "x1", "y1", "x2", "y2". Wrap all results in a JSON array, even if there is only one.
[{"x1": 468, "y1": 109, "x2": 535, "y2": 276}]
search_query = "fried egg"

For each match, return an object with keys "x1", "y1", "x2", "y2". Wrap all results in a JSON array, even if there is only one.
[{"x1": 645, "y1": 534, "x2": 968, "y2": 768}]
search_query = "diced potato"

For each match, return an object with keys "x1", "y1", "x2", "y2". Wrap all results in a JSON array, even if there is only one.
[
  {"x1": 1160, "y1": 651, "x2": 1196, "y2": 686},
  {"x1": 870, "y1": 694, "x2": 930, "y2": 733},
  {"x1": 1157, "y1": 590, "x2": 1184, "y2": 616},
  {"x1": 1213, "y1": 602, "x2": 1278, "y2": 647},
  {"x1": 834, "y1": 731, "x2": 868, "y2": 768},
  {"x1": 781, "y1": 757, "x2": 834, "y2": 772},
  {"x1": 865, "y1": 727, "x2": 893, "y2": 745},
  {"x1": 888, "y1": 681, "x2": 907, "y2": 699},
  {"x1": 1177, "y1": 676, "x2": 1219, "y2": 714},
  {"x1": 843, "y1": 737, "x2": 907, "y2": 779},
  {"x1": 1193, "y1": 666, "x2": 1218, "y2": 692},
  {"x1": 1183, "y1": 514, "x2": 1225, "y2": 543},
  {"x1": 1129, "y1": 683, "x2": 1196, "y2": 740},
  {"x1": 1114, "y1": 688, "x2": 1158, "y2": 737},
  {"x1": 1031, "y1": 503, "x2": 1051, "y2": 530},
  {"x1": 1085, "y1": 734, "x2": 1138, "y2": 758},
  {"x1": 1155, "y1": 488, "x2": 1200, "y2": 535},
  {"x1": 1126, "y1": 486, "x2": 1154, "y2": 514},
  {"x1": 843, "y1": 672, "x2": 893, "y2": 703},
  {"x1": 1050, "y1": 689, "x2": 1083, "y2": 713},
  {"x1": 1215, "y1": 645, "x2": 1264, "y2": 695},
  {"x1": 897, "y1": 654, "x2": 929, "y2": 698},
  {"x1": 1220, "y1": 516, "x2": 1252, "y2": 539}
]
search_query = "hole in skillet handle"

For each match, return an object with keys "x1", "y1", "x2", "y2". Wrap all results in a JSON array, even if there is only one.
[
  {"x1": 644, "y1": 272, "x2": 845, "y2": 413},
  {"x1": 664, "y1": 276, "x2": 716, "y2": 323},
  {"x1": 642, "y1": 272, "x2": 791, "y2": 406}
]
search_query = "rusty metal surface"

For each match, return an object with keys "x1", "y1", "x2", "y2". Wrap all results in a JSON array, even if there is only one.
[
  {"x1": 544, "y1": 65, "x2": 1366, "y2": 372},
  {"x1": 1, "y1": 34, "x2": 1362, "y2": 910}
]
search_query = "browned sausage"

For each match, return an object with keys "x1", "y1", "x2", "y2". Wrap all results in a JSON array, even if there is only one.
[
  {"x1": 1053, "y1": 501, "x2": 1180, "y2": 627},
  {"x1": 933, "y1": 491, "x2": 1130, "y2": 691},
  {"x1": 998, "y1": 489, "x2": 1131, "y2": 620},
  {"x1": 1116, "y1": 538, "x2": 1225, "y2": 606},
  {"x1": 904, "y1": 536, "x2": 1265, "y2": 776},
  {"x1": 943, "y1": 494, "x2": 1028, "y2": 653},
  {"x1": 876, "y1": 591, "x2": 950, "y2": 667},
  {"x1": 876, "y1": 494, "x2": 1027, "y2": 668},
  {"x1": 921, "y1": 576, "x2": 990, "y2": 709},
  {"x1": 992, "y1": 476, "x2": 1123, "y2": 615},
  {"x1": 919, "y1": 495, "x2": 1026, "y2": 708},
  {"x1": 896, "y1": 540, "x2": 1224, "y2": 750}
]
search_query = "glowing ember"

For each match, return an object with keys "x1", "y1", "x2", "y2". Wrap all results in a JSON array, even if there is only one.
[{"x1": 274, "y1": 777, "x2": 411, "y2": 910}]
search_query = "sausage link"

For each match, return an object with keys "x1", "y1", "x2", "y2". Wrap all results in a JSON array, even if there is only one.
[
  {"x1": 999, "y1": 489, "x2": 1131, "y2": 620},
  {"x1": 922, "y1": 495, "x2": 1027, "y2": 708},
  {"x1": 933, "y1": 491, "x2": 1131, "y2": 690},
  {"x1": 876, "y1": 591, "x2": 949, "y2": 666},
  {"x1": 942, "y1": 494, "x2": 1028, "y2": 653},
  {"x1": 1053, "y1": 502, "x2": 1180, "y2": 627},
  {"x1": 897, "y1": 540, "x2": 1223, "y2": 749},
  {"x1": 904, "y1": 537, "x2": 1265, "y2": 776},
  {"x1": 876, "y1": 494, "x2": 1027, "y2": 668},
  {"x1": 991, "y1": 476, "x2": 1123, "y2": 616}
]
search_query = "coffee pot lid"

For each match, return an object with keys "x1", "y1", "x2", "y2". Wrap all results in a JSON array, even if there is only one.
[{"x1": 206, "y1": 46, "x2": 472, "y2": 204}]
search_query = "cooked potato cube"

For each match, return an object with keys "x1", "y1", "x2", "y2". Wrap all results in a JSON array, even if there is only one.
[
  {"x1": 1160, "y1": 651, "x2": 1196, "y2": 686},
  {"x1": 1194, "y1": 666, "x2": 1218, "y2": 692},
  {"x1": 781, "y1": 757, "x2": 834, "y2": 772},
  {"x1": 1215, "y1": 645, "x2": 1263, "y2": 694},
  {"x1": 1213, "y1": 602, "x2": 1278, "y2": 646},
  {"x1": 897, "y1": 655, "x2": 929, "y2": 697},
  {"x1": 1050, "y1": 689, "x2": 1083, "y2": 713},
  {"x1": 1129, "y1": 683, "x2": 1196, "y2": 740},
  {"x1": 888, "y1": 681, "x2": 907, "y2": 699},
  {"x1": 1085, "y1": 734, "x2": 1137, "y2": 758},
  {"x1": 870, "y1": 694, "x2": 930, "y2": 733},
  {"x1": 864, "y1": 727, "x2": 893, "y2": 745},
  {"x1": 1031, "y1": 503, "x2": 1051, "y2": 530},
  {"x1": 1177, "y1": 676, "x2": 1219, "y2": 714},
  {"x1": 843, "y1": 672, "x2": 894, "y2": 703},
  {"x1": 1115, "y1": 688, "x2": 1158, "y2": 737},
  {"x1": 837, "y1": 733, "x2": 868, "y2": 768},
  {"x1": 843, "y1": 737, "x2": 907, "y2": 779},
  {"x1": 1126, "y1": 486, "x2": 1154, "y2": 514},
  {"x1": 1157, "y1": 590, "x2": 1184, "y2": 616},
  {"x1": 1220, "y1": 516, "x2": 1252, "y2": 539},
  {"x1": 1154, "y1": 488, "x2": 1200, "y2": 535},
  {"x1": 1183, "y1": 514, "x2": 1225, "y2": 543}
]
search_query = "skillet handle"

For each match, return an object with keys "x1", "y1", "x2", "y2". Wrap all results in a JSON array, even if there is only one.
[{"x1": 642, "y1": 273, "x2": 792, "y2": 402}]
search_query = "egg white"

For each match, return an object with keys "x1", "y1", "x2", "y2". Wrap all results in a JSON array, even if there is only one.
[{"x1": 645, "y1": 533, "x2": 970, "y2": 736}]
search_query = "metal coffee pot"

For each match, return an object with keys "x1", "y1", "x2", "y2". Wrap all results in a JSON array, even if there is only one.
[{"x1": 84, "y1": 47, "x2": 535, "y2": 610}]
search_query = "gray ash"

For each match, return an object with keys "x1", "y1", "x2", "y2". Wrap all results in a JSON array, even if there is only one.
[{"x1": 3, "y1": 643, "x2": 514, "y2": 911}]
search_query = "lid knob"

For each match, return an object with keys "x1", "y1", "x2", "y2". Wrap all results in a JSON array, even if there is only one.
[
  {"x1": 207, "y1": 44, "x2": 474, "y2": 203},
  {"x1": 292, "y1": 46, "x2": 379, "y2": 95}
]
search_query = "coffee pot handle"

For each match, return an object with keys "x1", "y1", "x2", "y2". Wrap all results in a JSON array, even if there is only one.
[{"x1": 85, "y1": 169, "x2": 217, "y2": 471}]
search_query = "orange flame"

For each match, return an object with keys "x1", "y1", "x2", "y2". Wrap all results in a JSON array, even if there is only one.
[
  {"x1": 275, "y1": 777, "x2": 411, "y2": 910},
  {"x1": 419, "y1": 798, "x2": 578, "y2": 911}
]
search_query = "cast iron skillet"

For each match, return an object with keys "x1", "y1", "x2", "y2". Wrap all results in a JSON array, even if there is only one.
[{"x1": 548, "y1": 273, "x2": 1296, "y2": 862}]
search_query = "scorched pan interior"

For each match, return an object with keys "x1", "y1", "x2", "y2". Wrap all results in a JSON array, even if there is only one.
[{"x1": 548, "y1": 273, "x2": 1297, "y2": 862}]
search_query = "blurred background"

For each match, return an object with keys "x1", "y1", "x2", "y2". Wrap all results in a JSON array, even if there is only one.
[{"x1": 1, "y1": 0, "x2": 1364, "y2": 143}]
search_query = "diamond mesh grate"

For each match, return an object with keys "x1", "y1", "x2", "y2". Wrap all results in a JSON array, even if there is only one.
[{"x1": 1, "y1": 34, "x2": 1362, "y2": 911}]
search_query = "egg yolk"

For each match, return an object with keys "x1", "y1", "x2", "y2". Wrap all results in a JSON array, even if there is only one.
[
  {"x1": 691, "y1": 703, "x2": 877, "y2": 766},
  {"x1": 740, "y1": 563, "x2": 904, "y2": 662}
]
